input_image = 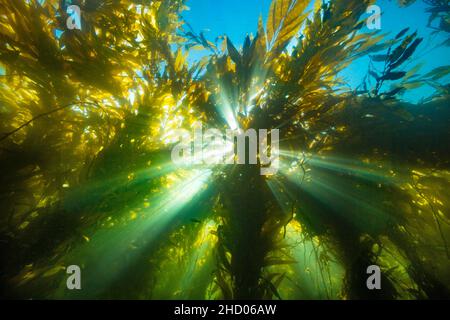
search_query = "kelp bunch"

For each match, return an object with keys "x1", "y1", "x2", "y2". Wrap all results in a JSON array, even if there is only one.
[
  {"x1": 396, "y1": 0, "x2": 450, "y2": 34},
  {"x1": 0, "y1": 0, "x2": 449, "y2": 300}
]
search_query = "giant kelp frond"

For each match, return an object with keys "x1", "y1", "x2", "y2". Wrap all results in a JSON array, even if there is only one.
[
  {"x1": 395, "y1": 0, "x2": 450, "y2": 34},
  {"x1": 0, "y1": 0, "x2": 194, "y2": 298},
  {"x1": 258, "y1": 0, "x2": 381, "y2": 132}
]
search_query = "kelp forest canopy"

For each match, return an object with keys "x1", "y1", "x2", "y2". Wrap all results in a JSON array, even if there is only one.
[{"x1": 0, "y1": 0, "x2": 449, "y2": 300}]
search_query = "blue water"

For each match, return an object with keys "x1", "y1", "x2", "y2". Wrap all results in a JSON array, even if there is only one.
[{"x1": 184, "y1": 0, "x2": 449, "y2": 103}]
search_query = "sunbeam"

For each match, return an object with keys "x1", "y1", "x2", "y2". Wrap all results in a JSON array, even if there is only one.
[{"x1": 48, "y1": 169, "x2": 212, "y2": 298}]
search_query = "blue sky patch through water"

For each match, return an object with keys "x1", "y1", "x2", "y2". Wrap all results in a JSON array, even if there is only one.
[{"x1": 183, "y1": 0, "x2": 450, "y2": 103}]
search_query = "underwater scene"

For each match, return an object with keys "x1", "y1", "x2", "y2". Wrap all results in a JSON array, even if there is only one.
[{"x1": 0, "y1": 0, "x2": 449, "y2": 300}]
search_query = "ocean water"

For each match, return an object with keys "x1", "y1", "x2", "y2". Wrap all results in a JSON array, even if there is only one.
[
  {"x1": 0, "y1": 0, "x2": 449, "y2": 301},
  {"x1": 184, "y1": 0, "x2": 449, "y2": 102}
]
